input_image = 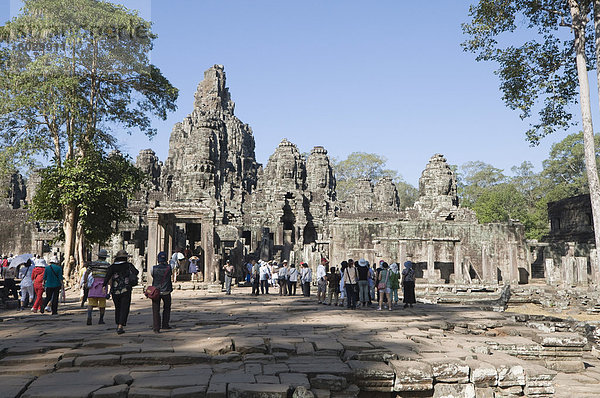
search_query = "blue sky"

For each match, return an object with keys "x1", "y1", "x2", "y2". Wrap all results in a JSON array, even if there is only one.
[{"x1": 3, "y1": 1, "x2": 582, "y2": 186}]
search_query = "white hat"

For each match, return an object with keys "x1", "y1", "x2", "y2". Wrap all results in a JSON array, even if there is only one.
[
  {"x1": 34, "y1": 258, "x2": 47, "y2": 267},
  {"x1": 49, "y1": 256, "x2": 60, "y2": 264},
  {"x1": 358, "y1": 258, "x2": 368, "y2": 267}
]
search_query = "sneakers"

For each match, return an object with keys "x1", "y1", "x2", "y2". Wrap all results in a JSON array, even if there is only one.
[
  {"x1": 116, "y1": 327, "x2": 125, "y2": 335},
  {"x1": 377, "y1": 307, "x2": 382, "y2": 311},
  {"x1": 98, "y1": 319, "x2": 105, "y2": 325}
]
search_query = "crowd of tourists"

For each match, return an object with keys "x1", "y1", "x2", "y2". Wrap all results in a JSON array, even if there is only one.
[{"x1": 244, "y1": 257, "x2": 417, "y2": 310}]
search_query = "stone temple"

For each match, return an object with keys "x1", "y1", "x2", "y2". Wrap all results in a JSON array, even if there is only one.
[{"x1": 2, "y1": 65, "x2": 585, "y2": 289}]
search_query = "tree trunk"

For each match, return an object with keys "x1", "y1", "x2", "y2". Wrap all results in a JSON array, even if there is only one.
[
  {"x1": 571, "y1": 0, "x2": 600, "y2": 283},
  {"x1": 76, "y1": 222, "x2": 85, "y2": 275},
  {"x1": 62, "y1": 203, "x2": 77, "y2": 279}
]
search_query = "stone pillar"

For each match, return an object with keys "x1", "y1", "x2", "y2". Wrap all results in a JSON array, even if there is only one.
[
  {"x1": 545, "y1": 258, "x2": 555, "y2": 285},
  {"x1": 202, "y1": 218, "x2": 216, "y2": 282},
  {"x1": 562, "y1": 256, "x2": 575, "y2": 287},
  {"x1": 590, "y1": 249, "x2": 599, "y2": 286},
  {"x1": 576, "y1": 257, "x2": 588, "y2": 286},
  {"x1": 398, "y1": 241, "x2": 407, "y2": 267},
  {"x1": 481, "y1": 245, "x2": 490, "y2": 283},
  {"x1": 509, "y1": 241, "x2": 519, "y2": 285},
  {"x1": 146, "y1": 210, "x2": 159, "y2": 285},
  {"x1": 427, "y1": 240, "x2": 435, "y2": 281},
  {"x1": 454, "y1": 242, "x2": 463, "y2": 284}
]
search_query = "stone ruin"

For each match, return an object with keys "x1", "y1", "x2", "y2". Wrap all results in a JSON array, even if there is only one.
[{"x1": 3, "y1": 64, "x2": 600, "y2": 295}]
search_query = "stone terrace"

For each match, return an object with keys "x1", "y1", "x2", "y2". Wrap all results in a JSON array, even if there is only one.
[{"x1": 1, "y1": 284, "x2": 600, "y2": 398}]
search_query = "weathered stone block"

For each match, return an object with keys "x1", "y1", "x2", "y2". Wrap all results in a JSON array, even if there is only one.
[
  {"x1": 532, "y1": 333, "x2": 587, "y2": 347},
  {"x1": 474, "y1": 387, "x2": 494, "y2": 398},
  {"x1": 389, "y1": 360, "x2": 433, "y2": 392},
  {"x1": 228, "y1": 383, "x2": 290, "y2": 398},
  {"x1": 424, "y1": 358, "x2": 470, "y2": 383},
  {"x1": 171, "y1": 385, "x2": 208, "y2": 398},
  {"x1": 432, "y1": 383, "x2": 475, "y2": 398},
  {"x1": 545, "y1": 360, "x2": 585, "y2": 373},
  {"x1": 310, "y1": 374, "x2": 348, "y2": 391},
  {"x1": 468, "y1": 361, "x2": 497, "y2": 387},
  {"x1": 73, "y1": 354, "x2": 120, "y2": 367},
  {"x1": 496, "y1": 364, "x2": 525, "y2": 387},
  {"x1": 279, "y1": 373, "x2": 311, "y2": 389}
]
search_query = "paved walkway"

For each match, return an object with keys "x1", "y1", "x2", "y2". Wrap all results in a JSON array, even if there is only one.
[{"x1": 1, "y1": 283, "x2": 599, "y2": 397}]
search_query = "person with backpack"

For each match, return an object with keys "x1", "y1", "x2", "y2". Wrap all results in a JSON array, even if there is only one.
[
  {"x1": 151, "y1": 251, "x2": 173, "y2": 333},
  {"x1": 103, "y1": 250, "x2": 138, "y2": 334},
  {"x1": 31, "y1": 258, "x2": 46, "y2": 313},
  {"x1": 83, "y1": 249, "x2": 110, "y2": 325},
  {"x1": 18, "y1": 258, "x2": 34, "y2": 310},
  {"x1": 377, "y1": 262, "x2": 392, "y2": 311},
  {"x1": 41, "y1": 256, "x2": 63, "y2": 315}
]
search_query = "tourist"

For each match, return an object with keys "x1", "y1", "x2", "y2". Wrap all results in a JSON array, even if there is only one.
[
  {"x1": 343, "y1": 259, "x2": 358, "y2": 309},
  {"x1": 402, "y1": 261, "x2": 416, "y2": 308},
  {"x1": 3, "y1": 259, "x2": 18, "y2": 303},
  {"x1": 189, "y1": 256, "x2": 199, "y2": 282},
  {"x1": 278, "y1": 260, "x2": 288, "y2": 296},
  {"x1": 259, "y1": 260, "x2": 271, "y2": 294},
  {"x1": 339, "y1": 261, "x2": 347, "y2": 307},
  {"x1": 287, "y1": 263, "x2": 298, "y2": 295},
  {"x1": 250, "y1": 259, "x2": 260, "y2": 296},
  {"x1": 223, "y1": 260, "x2": 234, "y2": 295},
  {"x1": 357, "y1": 258, "x2": 370, "y2": 307},
  {"x1": 373, "y1": 261, "x2": 383, "y2": 303},
  {"x1": 170, "y1": 249, "x2": 184, "y2": 282},
  {"x1": 389, "y1": 263, "x2": 400, "y2": 307},
  {"x1": 325, "y1": 266, "x2": 341, "y2": 305},
  {"x1": 104, "y1": 250, "x2": 138, "y2": 334},
  {"x1": 300, "y1": 262, "x2": 312, "y2": 297},
  {"x1": 18, "y1": 258, "x2": 34, "y2": 310},
  {"x1": 245, "y1": 261, "x2": 252, "y2": 284},
  {"x1": 377, "y1": 262, "x2": 392, "y2": 311},
  {"x1": 83, "y1": 249, "x2": 110, "y2": 325},
  {"x1": 316, "y1": 258, "x2": 327, "y2": 304},
  {"x1": 151, "y1": 251, "x2": 173, "y2": 333},
  {"x1": 271, "y1": 261, "x2": 279, "y2": 288},
  {"x1": 79, "y1": 263, "x2": 89, "y2": 308},
  {"x1": 41, "y1": 256, "x2": 63, "y2": 315},
  {"x1": 31, "y1": 258, "x2": 46, "y2": 313}
]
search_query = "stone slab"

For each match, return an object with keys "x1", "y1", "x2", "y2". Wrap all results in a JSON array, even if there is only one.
[{"x1": 228, "y1": 383, "x2": 290, "y2": 398}]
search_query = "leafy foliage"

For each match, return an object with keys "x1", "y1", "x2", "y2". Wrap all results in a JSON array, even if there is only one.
[
  {"x1": 29, "y1": 149, "x2": 145, "y2": 244},
  {"x1": 462, "y1": 0, "x2": 582, "y2": 145}
]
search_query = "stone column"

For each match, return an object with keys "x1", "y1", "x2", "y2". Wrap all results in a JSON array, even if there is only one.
[
  {"x1": 202, "y1": 218, "x2": 215, "y2": 282},
  {"x1": 398, "y1": 241, "x2": 407, "y2": 267},
  {"x1": 562, "y1": 256, "x2": 575, "y2": 287},
  {"x1": 591, "y1": 249, "x2": 600, "y2": 286},
  {"x1": 576, "y1": 257, "x2": 588, "y2": 286},
  {"x1": 545, "y1": 258, "x2": 555, "y2": 285},
  {"x1": 454, "y1": 242, "x2": 463, "y2": 284},
  {"x1": 146, "y1": 210, "x2": 159, "y2": 285},
  {"x1": 426, "y1": 240, "x2": 435, "y2": 281},
  {"x1": 481, "y1": 244, "x2": 490, "y2": 283},
  {"x1": 509, "y1": 241, "x2": 519, "y2": 285}
]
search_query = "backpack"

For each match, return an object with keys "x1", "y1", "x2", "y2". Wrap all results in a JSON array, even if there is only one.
[{"x1": 126, "y1": 263, "x2": 139, "y2": 287}]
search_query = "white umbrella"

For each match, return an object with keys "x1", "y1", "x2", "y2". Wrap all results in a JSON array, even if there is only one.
[{"x1": 8, "y1": 253, "x2": 35, "y2": 268}]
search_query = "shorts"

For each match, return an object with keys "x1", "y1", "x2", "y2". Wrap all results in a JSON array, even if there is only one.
[{"x1": 88, "y1": 297, "x2": 107, "y2": 307}]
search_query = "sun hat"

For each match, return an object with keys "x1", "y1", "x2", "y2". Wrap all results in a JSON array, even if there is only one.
[
  {"x1": 404, "y1": 261, "x2": 413, "y2": 268},
  {"x1": 115, "y1": 250, "x2": 129, "y2": 260},
  {"x1": 49, "y1": 256, "x2": 60, "y2": 264},
  {"x1": 358, "y1": 258, "x2": 368, "y2": 267},
  {"x1": 98, "y1": 249, "x2": 108, "y2": 259}
]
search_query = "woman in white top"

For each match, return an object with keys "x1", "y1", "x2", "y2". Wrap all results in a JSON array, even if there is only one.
[{"x1": 259, "y1": 261, "x2": 271, "y2": 294}]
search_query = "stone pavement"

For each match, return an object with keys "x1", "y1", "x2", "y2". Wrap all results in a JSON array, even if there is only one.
[{"x1": 1, "y1": 283, "x2": 600, "y2": 397}]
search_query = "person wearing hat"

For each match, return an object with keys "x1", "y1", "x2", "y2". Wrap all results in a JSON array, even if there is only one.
[
  {"x1": 31, "y1": 258, "x2": 47, "y2": 313},
  {"x1": 357, "y1": 259, "x2": 370, "y2": 308},
  {"x1": 259, "y1": 260, "x2": 271, "y2": 294},
  {"x1": 103, "y1": 249, "x2": 138, "y2": 334},
  {"x1": 83, "y1": 249, "x2": 111, "y2": 325},
  {"x1": 151, "y1": 251, "x2": 173, "y2": 333},
  {"x1": 189, "y1": 255, "x2": 199, "y2": 282},
  {"x1": 223, "y1": 260, "x2": 234, "y2": 295},
  {"x1": 250, "y1": 259, "x2": 260, "y2": 296},
  {"x1": 343, "y1": 259, "x2": 359, "y2": 309},
  {"x1": 18, "y1": 258, "x2": 35, "y2": 310},
  {"x1": 287, "y1": 263, "x2": 298, "y2": 295},
  {"x1": 401, "y1": 261, "x2": 416, "y2": 308},
  {"x1": 41, "y1": 256, "x2": 63, "y2": 315}
]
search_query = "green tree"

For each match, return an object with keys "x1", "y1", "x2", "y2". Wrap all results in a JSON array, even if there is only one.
[
  {"x1": 457, "y1": 161, "x2": 506, "y2": 207},
  {"x1": 463, "y1": 0, "x2": 600, "y2": 274},
  {"x1": 0, "y1": 0, "x2": 178, "y2": 276},
  {"x1": 29, "y1": 149, "x2": 144, "y2": 244}
]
